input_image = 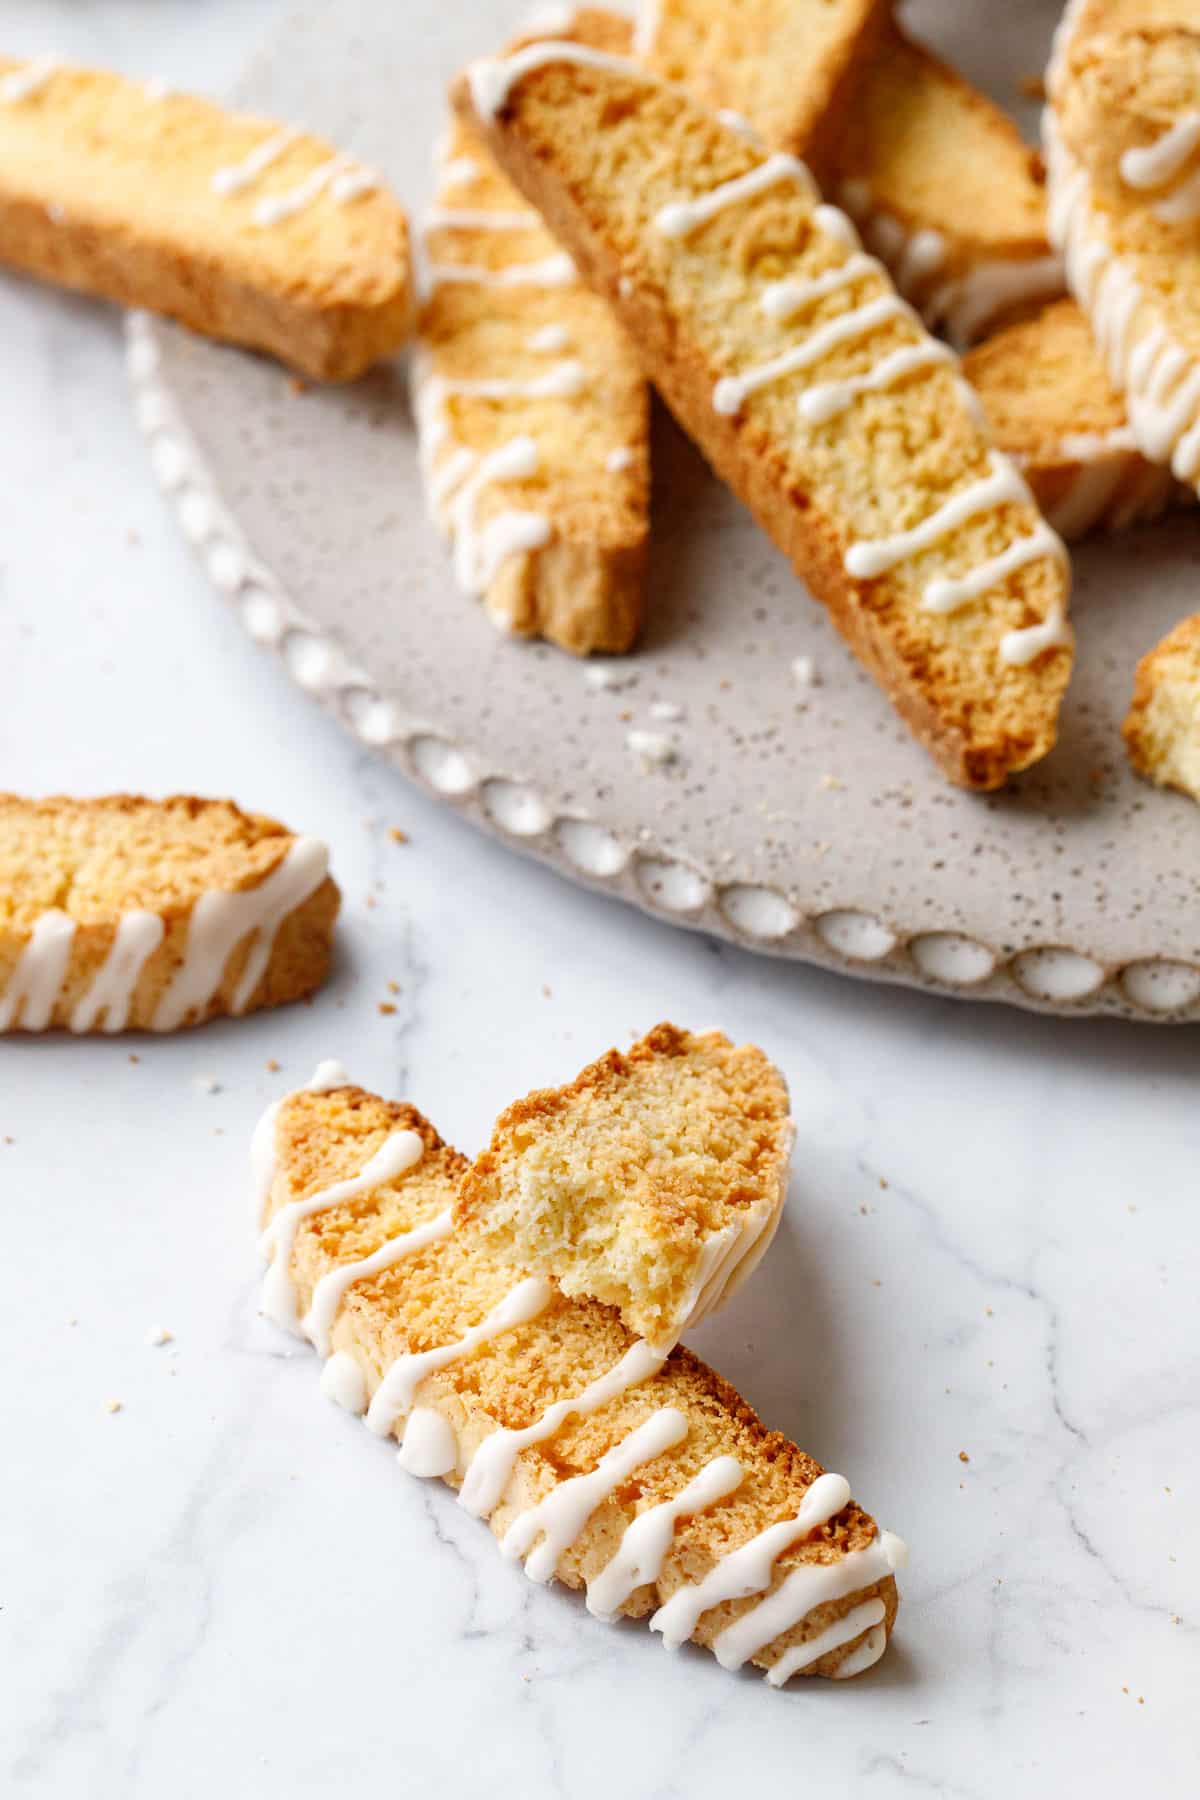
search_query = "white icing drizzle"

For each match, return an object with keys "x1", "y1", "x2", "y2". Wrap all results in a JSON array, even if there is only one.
[
  {"x1": 304, "y1": 1207, "x2": 453, "y2": 1355},
  {"x1": 69, "y1": 911, "x2": 164, "y2": 1033},
  {"x1": 1121, "y1": 115, "x2": 1200, "y2": 192},
  {"x1": 798, "y1": 342, "x2": 952, "y2": 425},
  {"x1": 765, "y1": 1594, "x2": 887, "y2": 1686},
  {"x1": 320, "y1": 1350, "x2": 367, "y2": 1414},
  {"x1": 502, "y1": 1406, "x2": 689, "y2": 1583},
  {"x1": 844, "y1": 453, "x2": 1033, "y2": 579},
  {"x1": 439, "y1": 360, "x2": 588, "y2": 402},
  {"x1": 831, "y1": 1621, "x2": 888, "y2": 1678},
  {"x1": 254, "y1": 157, "x2": 350, "y2": 227},
  {"x1": 259, "y1": 1129, "x2": 425, "y2": 1333},
  {"x1": 710, "y1": 1532, "x2": 899, "y2": 1671},
  {"x1": 250, "y1": 1059, "x2": 350, "y2": 1229},
  {"x1": 439, "y1": 156, "x2": 480, "y2": 190},
  {"x1": 0, "y1": 56, "x2": 59, "y2": 105},
  {"x1": 449, "y1": 436, "x2": 551, "y2": 593},
  {"x1": 364, "y1": 1275, "x2": 554, "y2": 1438},
  {"x1": 426, "y1": 206, "x2": 539, "y2": 232},
  {"x1": 152, "y1": 836, "x2": 329, "y2": 1030},
  {"x1": 469, "y1": 40, "x2": 640, "y2": 123},
  {"x1": 586, "y1": 1455, "x2": 745, "y2": 1620},
  {"x1": 650, "y1": 1470, "x2": 851, "y2": 1650},
  {"x1": 398, "y1": 1407, "x2": 459, "y2": 1478},
  {"x1": 0, "y1": 909, "x2": 75, "y2": 1030},
  {"x1": 760, "y1": 252, "x2": 876, "y2": 321},
  {"x1": 528, "y1": 323, "x2": 572, "y2": 353},
  {"x1": 656, "y1": 154, "x2": 815, "y2": 240},
  {"x1": 922, "y1": 521, "x2": 1068, "y2": 616},
  {"x1": 459, "y1": 1339, "x2": 666, "y2": 1519},
  {"x1": 713, "y1": 294, "x2": 912, "y2": 416},
  {"x1": 1000, "y1": 604, "x2": 1074, "y2": 667},
  {"x1": 211, "y1": 129, "x2": 297, "y2": 196},
  {"x1": 424, "y1": 253, "x2": 577, "y2": 290}
]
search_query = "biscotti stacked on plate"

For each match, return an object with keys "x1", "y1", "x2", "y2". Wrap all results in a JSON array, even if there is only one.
[{"x1": 254, "y1": 1028, "x2": 906, "y2": 1686}]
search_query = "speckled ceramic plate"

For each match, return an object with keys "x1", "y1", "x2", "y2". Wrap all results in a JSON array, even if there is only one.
[{"x1": 129, "y1": 0, "x2": 1200, "y2": 1021}]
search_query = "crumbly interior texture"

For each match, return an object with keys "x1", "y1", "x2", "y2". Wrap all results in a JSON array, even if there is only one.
[
  {"x1": 456, "y1": 29, "x2": 1073, "y2": 788},
  {"x1": 0, "y1": 58, "x2": 410, "y2": 379},
  {"x1": 0, "y1": 793, "x2": 338, "y2": 1028},
  {"x1": 1058, "y1": 25, "x2": 1200, "y2": 202},
  {"x1": 1124, "y1": 613, "x2": 1200, "y2": 800},
  {"x1": 419, "y1": 115, "x2": 648, "y2": 653},
  {"x1": 266, "y1": 1083, "x2": 897, "y2": 1681},
  {"x1": 455, "y1": 1023, "x2": 793, "y2": 1347},
  {"x1": 822, "y1": 25, "x2": 1050, "y2": 265},
  {"x1": 644, "y1": 0, "x2": 891, "y2": 163}
]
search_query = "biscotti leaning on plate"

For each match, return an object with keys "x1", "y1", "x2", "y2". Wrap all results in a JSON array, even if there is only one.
[
  {"x1": 415, "y1": 105, "x2": 649, "y2": 653},
  {"x1": 454, "y1": 18, "x2": 1074, "y2": 790},
  {"x1": 1046, "y1": 7, "x2": 1200, "y2": 498},
  {"x1": 1124, "y1": 612, "x2": 1200, "y2": 802},
  {"x1": 0, "y1": 56, "x2": 411, "y2": 379},
  {"x1": 0, "y1": 794, "x2": 338, "y2": 1032},
  {"x1": 254, "y1": 1070, "x2": 905, "y2": 1684},
  {"x1": 456, "y1": 1023, "x2": 794, "y2": 1351}
]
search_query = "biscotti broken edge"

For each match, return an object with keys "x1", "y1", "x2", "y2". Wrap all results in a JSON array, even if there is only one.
[
  {"x1": 1124, "y1": 613, "x2": 1200, "y2": 803},
  {"x1": 0, "y1": 56, "x2": 411, "y2": 380},
  {"x1": 456, "y1": 1023, "x2": 794, "y2": 1350},
  {"x1": 0, "y1": 793, "x2": 338, "y2": 1032},
  {"x1": 255, "y1": 1072, "x2": 905, "y2": 1684},
  {"x1": 453, "y1": 23, "x2": 1073, "y2": 790}
]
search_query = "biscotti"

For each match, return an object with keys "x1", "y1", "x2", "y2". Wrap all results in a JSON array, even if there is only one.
[
  {"x1": 455, "y1": 29, "x2": 1074, "y2": 789},
  {"x1": 456, "y1": 1024, "x2": 793, "y2": 1350},
  {"x1": 1046, "y1": 10, "x2": 1200, "y2": 496},
  {"x1": 0, "y1": 56, "x2": 410, "y2": 380},
  {"x1": 1124, "y1": 612, "x2": 1200, "y2": 801},
  {"x1": 964, "y1": 298, "x2": 1185, "y2": 539},
  {"x1": 641, "y1": 0, "x2": 891, "y2": 168},
  {"x1": 0, "y1": 794, "x2": 338, "y2": 1032},
  {"x1": 416, "y1": 114, "x2": 649, "y2": 653},
  {"x1": 254, "y1": 1073, "x2": 904, "y2": 1683}
]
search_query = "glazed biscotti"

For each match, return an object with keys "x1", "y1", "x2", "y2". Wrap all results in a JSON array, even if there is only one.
[
  {"x1": 0, "y1": 56, "x2": 410, "y2": 380},
  {"x1": 0, "y1": 795, "x2": 337, "y2": 1032},
  {"x1": 416, "y1": 114, "x2": 649, "y2": 653},
  {"x1": 255, "y1": 1074, "x2": 904, "y2": 1683},
  {"x1": 455, "y1": 29, "x2": 1074, "y2": 789},
  {"x1": 641, "y1": 0, "x2": 891, "y2": 167},
  {"x1": 456, "y1": 1024, "x2": 793, "y2": 1350},
  {"x1": 1046, "y1": 9, "x2": 1200, "y2": 495},
  {"x1": 1124, "y1": 612, "x2": 1200, "y2": 801},
  {"x1": 964, "y1": 298, "x2": 1185, "y2": 539}
]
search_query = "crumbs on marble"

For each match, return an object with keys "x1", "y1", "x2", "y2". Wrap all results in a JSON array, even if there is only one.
[
  {"x1": 958, "y1": 1450, "x2": 970, "y2": 1464},
  {"x1": 194, "y1": 1073, "x2": 222, "y2": 1094},
  {"x1": 389, "y1": 827, "x2": 409, "y2": 845},
  {"x1": 265, "y1": 1057, "x2": 281, "y2": 1072},
  {"x1": 146, "y1": 1325, "x2": 174, "y2": 1347},
  {"x1": 387, "y1": 981, "x2": 400, "y2": 995},
  {"x1": 378, "y1": 1002, "x2": 396, "y2": 1015},
  {"x1": 105, "y1": 1398, "x2": 123, "y2": 1414},
  {"x1": 128, "y1": 1053, "x2": 140, "y2": 1064}
]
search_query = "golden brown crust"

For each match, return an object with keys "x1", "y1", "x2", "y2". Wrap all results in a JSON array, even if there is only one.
[
  {"x1": 0, "y1": 793, "x2": 338, "y2": 1031},
  {"x1": 453, "y1": 44, "x2": 1072, "y2": 789},
  {"x1": 263, "y1": 1082, "x2": 899, "y2": 1681},
  {"x1": 0, "y1": 58, "x2": 410, "y2": 380},
  {"x1": 1124, "y1": 612, "x2": 1200, "y2": 800}
]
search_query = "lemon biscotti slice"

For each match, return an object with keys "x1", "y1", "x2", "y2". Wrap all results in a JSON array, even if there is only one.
[
  {"x1": 254, "y1": 1074, "x2": 904, "y2": 1684},
  {"x1": 641, "y1": 0, "x2": 891, "y2": 166},
  {"x1": 456, "y1": 1024, "x2": 793, "y2": 1351},
  {"x1": 455, "y1": 29, "x2": 1073, "y2": 789},
  {"x1": 964, "y1": 298, "x2": 1185, "y2": 539},
  {"x1": 416, "y1": 115, "x2": 649, "y2": 652},
  {"x1": 1047, "y1": 13, "x2": 1200, "y2": 497},
  {"x1": 1124, "y1": 613, "x2": 1200, "y2": 801},
  {"x1": 0, "y1": 794, "x2": 337, "y2": 1032},
  {"x1": 0, "y1": 57, "x2": 410, "y2": 380}
]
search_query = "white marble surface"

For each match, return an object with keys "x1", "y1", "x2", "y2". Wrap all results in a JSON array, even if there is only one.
[{"x1": 2, "y1": 4, "x2": 1198, "y2": 1795}]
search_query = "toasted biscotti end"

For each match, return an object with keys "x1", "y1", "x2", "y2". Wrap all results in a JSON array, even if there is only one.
[
  {"x1": 0, "y1": 794, "x2": 338, "y2": 1033},
  {"x1": 455, "y1": 1024, "x2": 793, "y2": 1350},
  {"x1": 963, "y1": 299, "x2": 1186, "y2": 539},
  {"x1": 1057, "y1": 25, "x2": 1200, "y2": 215},
  {"x1": 0, "y1": 57, "x2": 410, "y2": 380},
  {"x1": 416, "y1": 112, "x2": 648, "y2": 655},
  {"x1": 453, "y1": 37, "x2": 1073, "y2": 789},
  {"x1": 640, "y1": 0, "x2": 892, "y2": 164},
  {"x1": 256, "y1": 1079, "x2": 902, "y2": 1682},
  {"x1": 1124, "y1": 614, "x2": 1200, "y2": 801}
]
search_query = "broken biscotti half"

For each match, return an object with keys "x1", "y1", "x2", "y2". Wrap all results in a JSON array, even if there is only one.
[
  {"x1": 964, "y1": 298, "x2": 1187, "y2": 539},
  {"x1": 0, "y1": 794, "x2": 338, "y2": 1032},
  {"x1": 640, "y1": 0, "x2": 891, "y2": 169},
  {"x1": 1124, "y1": 612, "x2": 1200, "y2": 801},
  {"x1": 0, "y1": 56, "x2": 410, "y2": 380},
  {"x1": 454, "y1": 29, "x2": 1074, "y2": 789},
  {"x1": 1046, "y1": 12, "x2": 1200, "y2": 497},
  {"x1": 641, "y1": 9, "x2": 1063, "y2": 348},
  {"x1": 415, "y1": 113, "x2": 649, "y2": 653},
  {"x1": 455, "y1": 1024, "x2": 793, "y2": 1351},
  {"x1": 254, "y1": 1074, "x2": 904, "y2": 1684}
]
